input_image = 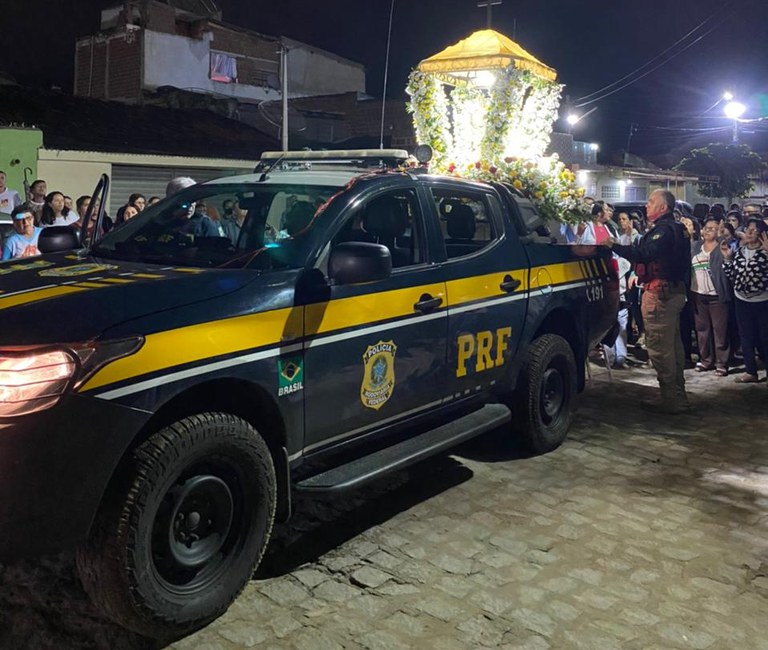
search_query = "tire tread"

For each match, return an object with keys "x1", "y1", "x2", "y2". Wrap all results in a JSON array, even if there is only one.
[{"x1": 76, "y1": 412, "x2": 276, "y2": 639}]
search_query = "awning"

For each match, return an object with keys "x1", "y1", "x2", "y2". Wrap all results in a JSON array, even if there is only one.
[{"x1": 417, "y1": 29, "x2": 557, "y2": 82}]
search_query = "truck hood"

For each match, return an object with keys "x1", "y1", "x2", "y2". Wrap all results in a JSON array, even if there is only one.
[{"x1": 0, "y1": 253, "x2": 258, "y2": 345}]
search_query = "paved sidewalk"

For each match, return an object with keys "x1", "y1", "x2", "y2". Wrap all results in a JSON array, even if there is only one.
[
  {"x1": 1, "y1": 361, "x2": 766, "y2": 649},
  {"x1": 167, "y1": 361, "x2": 768, "y2": 650}
]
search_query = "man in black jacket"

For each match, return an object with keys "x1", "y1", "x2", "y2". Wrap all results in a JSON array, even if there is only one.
[{"x1": 605, "y1": 190, "x2": 691, "y2": 413}]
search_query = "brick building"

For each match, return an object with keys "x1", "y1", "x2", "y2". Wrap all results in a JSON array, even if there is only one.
[
  {"x1": 74, "y1": 0, "x2": 365, "y2": 105},
  {"x1": 71, "y1": 0, "x2": 416, "y2": 150}
]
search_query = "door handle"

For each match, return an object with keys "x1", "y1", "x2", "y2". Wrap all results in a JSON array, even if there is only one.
[
  {"x1": 500, "y1": 275, "x2": 522, "y2": 293},
  {"x1": 414, "y1": 293, "x2": 443, "y2": 313}
]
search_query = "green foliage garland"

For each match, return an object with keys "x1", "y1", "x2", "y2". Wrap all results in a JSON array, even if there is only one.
[{"x1": 406, "y1": 70, "x2": 452, "y2": 169}]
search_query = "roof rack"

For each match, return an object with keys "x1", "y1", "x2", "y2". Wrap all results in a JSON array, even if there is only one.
[{"x1": 254, "y1": 149, "x2": 410, "y2": 173}]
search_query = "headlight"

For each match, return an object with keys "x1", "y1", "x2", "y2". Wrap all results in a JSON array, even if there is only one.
[
  {"x1": 0, "y1": 350, "x2": 77, "y2": 417},
  {"x1": 0, "y1": 337, "x2": 144, "y2": 418}
]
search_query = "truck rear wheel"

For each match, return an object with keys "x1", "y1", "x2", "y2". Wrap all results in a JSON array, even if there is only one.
[
  {"x1": 510, "y1": 334, "x2": 576, "y2": 454},
  {"x1": 76, "y1": 413, "x2": 276, "y2": 640}
]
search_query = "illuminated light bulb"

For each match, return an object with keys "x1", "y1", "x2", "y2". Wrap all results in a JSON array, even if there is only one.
[
  {"x1": 472, "y1": 70, "x2": 496, "y2": 89},
  {"x1": 724, "y1": 101, "x2": 746, "y2": 119}
]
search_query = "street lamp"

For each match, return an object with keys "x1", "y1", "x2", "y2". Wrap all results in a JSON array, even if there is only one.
[
  {"x1": 565, "y1": 107, "x2": 597, "y2": 134},
  {"x1": 724, "y1": 100, "x2": 746, "y2": 143}
]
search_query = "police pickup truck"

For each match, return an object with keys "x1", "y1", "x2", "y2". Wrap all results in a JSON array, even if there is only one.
[{"x1": 0, "y1": 150, "x2": 618, "y2": 639}]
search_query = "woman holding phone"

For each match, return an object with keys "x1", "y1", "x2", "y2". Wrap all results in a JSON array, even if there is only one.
[{"x1": 721, "y1": 217, "x2": 768, "y2": 383}]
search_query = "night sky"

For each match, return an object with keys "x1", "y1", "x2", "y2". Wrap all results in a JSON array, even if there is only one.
[{"x1": 5, "y1": 0, "x2": 768, "y2": 159}]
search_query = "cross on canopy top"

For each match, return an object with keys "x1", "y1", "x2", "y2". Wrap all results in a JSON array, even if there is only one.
[{"x1": 477, "y1": 0, "x2": 502, "y2": 28}]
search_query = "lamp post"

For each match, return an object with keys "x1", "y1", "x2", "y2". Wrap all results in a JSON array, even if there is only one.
[
  {"x1": 624, "y1": 122, "x2": 638, "y2": 166},
  {"x1": 724, "y1": 100, "x2": 746, "y2": 143},
  {"x1": 280, "y1": 45, "x2": 289, "y2": 151},
  {"x1": 379, "y1": 0, "x2": 396, "y2": 149}
]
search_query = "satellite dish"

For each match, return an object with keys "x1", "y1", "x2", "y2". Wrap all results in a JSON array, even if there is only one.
[{"x1": 266, "y1": 74, "x2": 280, "y2": 90}]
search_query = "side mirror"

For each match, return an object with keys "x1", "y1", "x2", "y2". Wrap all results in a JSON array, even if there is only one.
[
  {"x1": 37, "y1": 226, "x2": 81, "y2": 253},
  {"x1": 329, "y1": 242, "x2": 391, "y2": 285}
]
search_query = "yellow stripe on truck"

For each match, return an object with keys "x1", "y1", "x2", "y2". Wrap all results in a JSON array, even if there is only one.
[
  {"x1": 81, "y1": 307, "x2": 301, "y2": 391},
  {"x1": 0, "y1": 286, "x2": 88, "y2": 310},
  {"x1": 80, "y1": 262, "x2": 598, "y2": 394},
  {"x1": 86, "y1": 283, "x2": 447, "y2": 394},
  {"x1": 446, "y1": 270, "x2": 529, "y2": 306},
  {"x1": 305, "y1": 283, "x2": 446, "y2": 334},
  {"x1": 531, "y1": 260, "x2": 589, "y2": 285}
]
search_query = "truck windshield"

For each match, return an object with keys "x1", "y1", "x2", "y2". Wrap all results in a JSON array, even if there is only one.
[{"x1": 90, "y1": 182, "x2": 342, "y2": 269}]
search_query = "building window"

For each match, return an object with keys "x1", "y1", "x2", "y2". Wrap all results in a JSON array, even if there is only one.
[
  {"x1": 210, "y1": 52, "x2": 237, "y2": 83},
  {"x1": 601, "y1": 185, "x2": 620, "y2": 200},
  {"x1": 625, "y1": 186, "x2": 647, "y2": 202}
]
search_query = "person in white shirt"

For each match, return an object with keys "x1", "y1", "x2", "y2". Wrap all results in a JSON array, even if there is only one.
[
  {"x1": 0, "y1": 171, "x2": 22, "y2": 214},
  {"x1": 40, "y1": 191, "x2": 78, "y2": 227}
]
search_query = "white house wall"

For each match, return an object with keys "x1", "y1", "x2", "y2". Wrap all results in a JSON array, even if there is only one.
[
  {"x1": 143, "y1": 31, "x2": 274, "y2": 101},
  {"x1": 36, "y1": 149, "x2": 257, "y2": 215},
  {"x1": 37, "y1": 158, "x2": 112, "y2": 208},
  {"x1": 287, "y1": 46, "x2": 365, "y2": 97}
]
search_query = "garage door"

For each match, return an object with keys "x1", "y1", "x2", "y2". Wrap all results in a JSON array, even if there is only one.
[{"x1": 109, "y1": 164, "x2": 252, "y2": 215}]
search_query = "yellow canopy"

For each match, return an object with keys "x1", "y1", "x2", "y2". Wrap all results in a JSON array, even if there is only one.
[{"x1": 417, "y1": 29, "x2": 557, "y2": 82}]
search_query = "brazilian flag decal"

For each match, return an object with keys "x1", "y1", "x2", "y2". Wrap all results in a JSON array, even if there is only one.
[{"x1": 278, "y1": 357, "x2": 304, "y2": 397}]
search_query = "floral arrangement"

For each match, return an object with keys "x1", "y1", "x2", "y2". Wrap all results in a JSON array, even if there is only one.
[
  {"x1": 407, "y1": 65, "x2": 589, "y2": 225},
  {"x1": 449, "y1": 84, "x2": 487, "y2": 169},
  {"x1": 451, "y1": 154, "x2": 588, "y2": 224},
  {"x1": 406, "y1": 70, "x2": 452, "y2": 169}
]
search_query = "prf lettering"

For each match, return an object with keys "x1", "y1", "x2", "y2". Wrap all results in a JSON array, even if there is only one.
[{"x1": 456, "y1": 327, "x2": 512, "y2": 377}]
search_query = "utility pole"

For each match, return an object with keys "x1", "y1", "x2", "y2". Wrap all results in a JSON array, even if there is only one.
[
  {"x1": 380, "y1": 0, "x2": 395, "y2": 149},
  {"x1": 477, "y1": 0, "x2": 501, "y2": 28},
  {"x1": 280, "y1": 44, "x2": 289, "y2": 151},
  {"x1": 624, "y1": 122, "x2": 638, "y2": 166}
]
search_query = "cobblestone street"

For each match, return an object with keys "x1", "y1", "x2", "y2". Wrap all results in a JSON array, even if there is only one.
[
  {"x1": 176, "y1": 358, "x2": 768, "y2": 650},
  {"x1": 2, "y1": 360, "x2": 767, "y2": 649}
]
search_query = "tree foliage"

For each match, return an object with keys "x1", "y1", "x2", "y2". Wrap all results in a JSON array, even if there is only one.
[{"x1": 675, "y1": 143, "x2": 766, "y2": 200}]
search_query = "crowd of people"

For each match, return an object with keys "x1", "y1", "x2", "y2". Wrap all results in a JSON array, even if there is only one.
[
  {"x1": 1, "y1": 174, "x2": 163, "y2": 260},
  {"x1": 1, "y1": 171, "x2": 315, "y2": 264},
  {"x1": 0, "y1": 174, "x2": 254, "y2": 261},
  {"x1": 571, "y1": 191, "x2": 768, "y2": 414}
]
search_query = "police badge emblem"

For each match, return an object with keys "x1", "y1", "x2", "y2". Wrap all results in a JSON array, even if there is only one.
[
  {"x1": 360, "y1": 340, "x2": 397, "y2": 410},
  {"x1": 39, "y1": 263, "x2": 118, "y2": 277}
]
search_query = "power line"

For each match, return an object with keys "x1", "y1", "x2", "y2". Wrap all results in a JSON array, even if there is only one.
[
  {"x1": 574, "y1": 18, "x2": 729, "y2": 109},
  {"x1": 645, "y1": 125, "x2": 733, "y2": 133},
  {"x1": 574, "y1": 4, "x2": 732, "y2": 107},
  {"x1": 575, "y1": 4, "x2": 731, "y2": 104},
  {"x1": 576, "y1": 9, "x2": 723, "y2": 103}
]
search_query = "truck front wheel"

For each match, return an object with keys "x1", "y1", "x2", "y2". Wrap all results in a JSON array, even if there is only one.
[
  {"x1": 510, "y1": 334, "x2": 576, "y2": 454},
  {"x1": 76, "y1": 413, "x2": 276, "y2": 640}
]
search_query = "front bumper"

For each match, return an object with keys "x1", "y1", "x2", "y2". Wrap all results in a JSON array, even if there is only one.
[{"x1": 0, "y1": 394, "x2": 150, "y2": 560}]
